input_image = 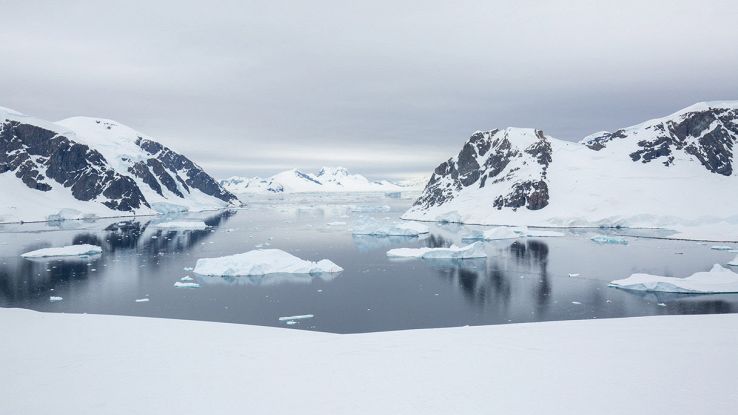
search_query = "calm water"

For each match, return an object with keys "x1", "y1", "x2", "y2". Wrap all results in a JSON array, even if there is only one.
[{"x1": 1, "y1": 192, "x2": 737, "y2": 333}]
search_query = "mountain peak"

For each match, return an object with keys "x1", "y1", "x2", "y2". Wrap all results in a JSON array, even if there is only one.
[{"x1": 317, "y1": 166, "x2": 349, "y2": 177}]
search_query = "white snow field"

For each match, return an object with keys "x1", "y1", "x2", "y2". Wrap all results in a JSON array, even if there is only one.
[
  {"x1": 387, "y1": 242, "x2": 487, "y2": 259},
  {"x1": 193, "y1": 249, "x2": 343, "y2": 276},
  {"x1": 1, "y1": 309, "x2": 736, "y2": 415},
  {"x1": 151, "y1": 221, "x2": 208, "y2": 230},
  {"x1": 609, "y1": 264, "x2": 738, "y2": 294},
  {"x1": 352, "y1": 221, "x2": 430, "y2": 236},
  {"x1": 20, "y1": 244, "x2": 102, "y2": 258}
]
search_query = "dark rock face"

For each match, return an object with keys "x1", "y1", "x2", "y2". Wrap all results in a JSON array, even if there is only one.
[
  {"x1": 135, "y1": 137, "x2": 238, "y2": 203},
  {"x1": 584, "y1": 106, "x2": 738, "y2": 176},
  {"x1": 414, "y1": 129, "x2": 552, "y2": 212},
  {"x1": 0, "y1": 120, "x2": 149, "y2": 211}
]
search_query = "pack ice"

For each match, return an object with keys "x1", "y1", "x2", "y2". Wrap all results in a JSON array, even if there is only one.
[
  {"x1": 21, "y1": 244, "x2": 102, "y2": 258},
  {"x1": 193, "y1": 249, "x2": 343, "y2": 276},
  {"x1": 609, "y1": 264, "x2": 738, "y2": 294},
  {"x1": 386, "y1": 242, "x2": 487, "y2": 259}
]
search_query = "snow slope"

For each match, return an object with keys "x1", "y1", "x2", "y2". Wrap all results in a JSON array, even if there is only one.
[
  {"x1": 404, "y1": 102, "x2": 738, "y2": 237},
  {"x1": 1, "y1": 309, "x2": 736, "y2": 415},
  {"x1": 1, "y1": 107, "x2": 238, "y2": 223},
  {"x1": 221, "y1": 166, "x2": 423, "y2": 193}
]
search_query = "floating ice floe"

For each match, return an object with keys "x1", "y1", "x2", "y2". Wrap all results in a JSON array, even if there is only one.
[
  {"x1": 21, "y1": 244, "x2": 102, "y2": 258},
  {"x1": 710, "y1": 245, "x2": 733, "y2": 251},
  {"x1": 152, "y1": 221, "x2": 208, "y2": 230},
  {"x1": 135, "y1": 298, "x2": 150, "y2": 303},
  {"x1": 591, "y1": 235, "x2": 628, "y2": 245},
  {"x1": 609, "y1": 264, "x2": 738, "y2": 294},
  {"x1": 193, "y1": 249, "x2": 343, "y2": 276},
  {"x1": 180, "y1": 276, "x2": 194, "y2": 282},
  {"x1": 352, "y1": 221, "x2": 429, "y2": 237},
  {"x1": 173, "y1": 281, "x2": 200, "y2": 288},
  {"x1": 568, "y1": 273, "x2": 581, "y2": 278},
  {"x1": 387, "y1": 242, "x2": 487, "y2": 259},
  {"x1": 278, "y1": 314, "x2": 314, "y2": 322},
  {"x1": 49, "y1": 296, "x2": 63, "y2": 302}
]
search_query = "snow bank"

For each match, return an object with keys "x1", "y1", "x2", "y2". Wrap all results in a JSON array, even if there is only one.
[
  {"x1": 2, "y1": 309, "x2": 736, "y2": 415},
  {"x1": 193, "y1": 249, "x2": 343, "y2": 276},
  {"x1": 609, "y1": 264, "x2": 738, "y2": 293},
  {"x1": 352, "y1": 221, "x2": 429, "y2": 237},
  {"x1": 387, "y1": 242, "x2": 487, "y2": 259},
  {"x1": 21, "y1": 244, "x2": 102, "y2": 258},
  {"x1": 152, "y1": 221, "x2": 208, "y2": 230}
]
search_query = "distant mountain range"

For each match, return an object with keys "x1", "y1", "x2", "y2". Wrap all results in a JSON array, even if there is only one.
[
  {"x1": 221, "y1": 167, "x2": 427, "y2": 194},
  {"x1": 1, "y1": 106, "x2": 238, "y2": 223},
  {"x1": 403, "y1": 101, "x2": 738, "y2": 228}
]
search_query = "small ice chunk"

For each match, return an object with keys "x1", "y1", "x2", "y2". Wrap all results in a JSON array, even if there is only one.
[
  {"x1": 609, "y1": 264, "x2": 738, "y2": 293},
  {"x1": 710, "y1": 245, "x2": 733, "y2": 251},
  {"x1": 180, "y1": 276, "x2": 194, "y2": 282},
  {"x1": 352, "y1": 221, "x2": 429, "y2": 237},
  {"x1": 591, "y1": 235, "x2": 628, "y2": 245},
  {"x1": 49, "y1": 296, "x2": 63, "y2": 302},
  {"x1": 193, "y1": 249, "x2": 343, "y2": 276},
  {"x1": 174, "y1": 281, "x2": 200, "y2": 288},
  {"x1": 152, "y1": 221, "x2": 208, "y2": 230},
  {"x1": 568, "y1": 273, "x2": 581, "y2": 278},
  {"x1": 22, "y1": 244, "x2": 102, "y2": 258},
  {"x1": 387, "y1": 242, "x2": 487, "y2": 259},
  {"x1": 571, "y1": 301, "x2": 582, "y2": 305},
  {"x1": 183, "y1": 267, "x2": 194, "y2": 271},
  {"x1": 135, "y1": 298, "x2": 150, "y2": 303},
  {"x1": 278, "y1": 314, "x2": 314, "y2": 321}
]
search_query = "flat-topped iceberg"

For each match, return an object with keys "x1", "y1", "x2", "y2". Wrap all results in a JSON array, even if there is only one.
[
  {"x1": 21, "y1": 244, "x2": 102, "y2": 258},
  {"x1": 194, "y1": 249, "x2": 343, "y2": 276},
  {"x1": 387, "y1": 242, "x2": 487, "y2": 259},
  {"x1": 609, "y1": 264, "x2": 738, "y2": 294},
  {"x1": 352, "y1": 221, "x2": 429, "y2": 237},
  {"x1": 152, "y1": 221, "x2": 208, "y2": 230}
]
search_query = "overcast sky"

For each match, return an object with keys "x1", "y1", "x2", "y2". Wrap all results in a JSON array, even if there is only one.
[{"x1": 2, "y1": 0, "x2": 737, "y2": 179}]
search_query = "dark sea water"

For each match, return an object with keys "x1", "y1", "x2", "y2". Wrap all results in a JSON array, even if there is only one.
[{"x1": 1, "y1": 192, "x2": 737, "y2": 333}]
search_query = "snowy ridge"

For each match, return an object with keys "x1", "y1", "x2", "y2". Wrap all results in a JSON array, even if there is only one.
[
  {"x1": 1, "y1": 107, "x2": 238, "y2": 223},
  {"x1": 221, "y1": 166, "x2": 424, "y2": 194},
  {"x1": 404, "y1": 102, "x2": 738, "y2": 230}
]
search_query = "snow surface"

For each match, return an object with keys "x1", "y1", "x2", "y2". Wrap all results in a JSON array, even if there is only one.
[
  {"x1": 352, "y1": 221, "x2": 429, "y2": 237},
  {"x1": 609, "y1": 264, "x2": 738, "y2": 293},
  {"x1": 221, "y1": 167, "x2": 423, "y2": 194},
  {"x1": 2, "y1": 309, "x2": 736, "y2": 415},
  {"x1": 151, "y1": 221, "x2": 208, "y2": 230},
  {"x1": 21, "y1": 244, "x2": 102, "y2": 258},
  {"x1": 387, "y1": 242, "x2": 487, "y2": 259},
  {"x1": 193, "y1": 249, "x2": 343, "y2": 276}
]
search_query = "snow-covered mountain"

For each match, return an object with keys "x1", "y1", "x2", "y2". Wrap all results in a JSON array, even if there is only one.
[
  {"x1": 221, "y1": 167, "x2": 424, "y2": 194},
  {"x1": 1, "y1": 107, "x2": 239, "y2": 223},
  {"x1": 403, "y1": 101, "x2": 738, "y2": 228}
]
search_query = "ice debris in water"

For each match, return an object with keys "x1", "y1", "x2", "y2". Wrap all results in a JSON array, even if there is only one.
[
  {"x1": 386, "y1": 242, "x2": 487, "y2": 259},
  {"x1": 183, "y1": 267, "x2": 194, "y2": 271},
  {"x1": 180, "y1": 276, "x2": 194, "y2": 282},
  {"x1": 174, "y1": 281, "x2": 200, "y2": 288},
  {"x1": 49, "y1": 296, "x2": 63, "y2": 302},
  {"x1": 22, "y1": 244, "x2": 102, "y2": 258},
  {"x1": 591, "y1": 235, "x2": 628, "y2": 245},
  {"x1": 568, "y1": 273, "x2": 581, "y2": 278},
  {"x1": 710, "y1": 245, "x2": 733, "y2": 251},
  {"x1": 135, "y1": 298, "x2": 150, "y2": 303},
  {"x1": 279, "y1": 314, "x2": 314, "y2": 322},
  {"x1": 352, "y1": 220, "x2": 429, "y2": 237}
]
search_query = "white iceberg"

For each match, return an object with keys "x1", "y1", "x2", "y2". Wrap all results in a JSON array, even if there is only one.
[
  {"x1": 710, "y1": 245, "x2": 733, "y2": 251},
  {"x1": 278, "y1": 314, "x2": 314, "y2": 322},
  {"x1": 193, "y1": 249, "x2": 343, "y2": 276},
  {"x1": 387, "y1": 242, "x2": 487, "y2": 259},
  {"x1": 609, "y1": 264, "x2": 738, "y2": 294},
  {"x1": 152, "y1": 221, "x2": 208, "y2": 230},
  {"x1": 591, "y1": 235, "x2": 628, "y2": 245},
  {"x1": 22, "y1": 244, "x2": 102, "y2": 258},
  {"x1": 352, "y1": 221, "x2": 429, "y2": 237},
  {"x1": 49, "y1": 296, "x2": 63, "y2": 302},
  {"x1": 173, "y1": 281, "x2": 200, "y2": 288}
]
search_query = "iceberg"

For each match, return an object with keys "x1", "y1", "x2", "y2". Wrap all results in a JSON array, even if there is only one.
[
  {"x1": 193, "y1": 249, "x2": 343, "y2": 276},
  {"x1": 609, "y1": 264, "x2": 738, "y2": 294},
  {"x1": 710, "y1": 245, "x2": 733, "y2": 251},
  {"x1": 173, "y1": 281, "x2": 200, "y2": 288},
  {"x1": 591, "y1": 235, "x2": 628, "y2": 245},
  {"x1": 352, "y1": 221, "x2": 429, "y2": 237},
  {"x1": 278, "y1": 314, "x2": 314, "y2": 322},
  {"x1": 49, "y1": 296, "x2": 63, "y2": 302},
  {"x1": 21, "y1": 244, "x2": 102, "y2": 258},
  {"x1": 387, "y1": 242, "x2": 487, "y2": 259},
  {"x1": 152, "y1": 221, "x2": 208, "y2": 230}
]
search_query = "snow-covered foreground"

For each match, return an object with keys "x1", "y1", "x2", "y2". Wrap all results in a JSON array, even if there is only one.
[{"x1": 1, "y1": 309, "x2": 736, "y2": 415}]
